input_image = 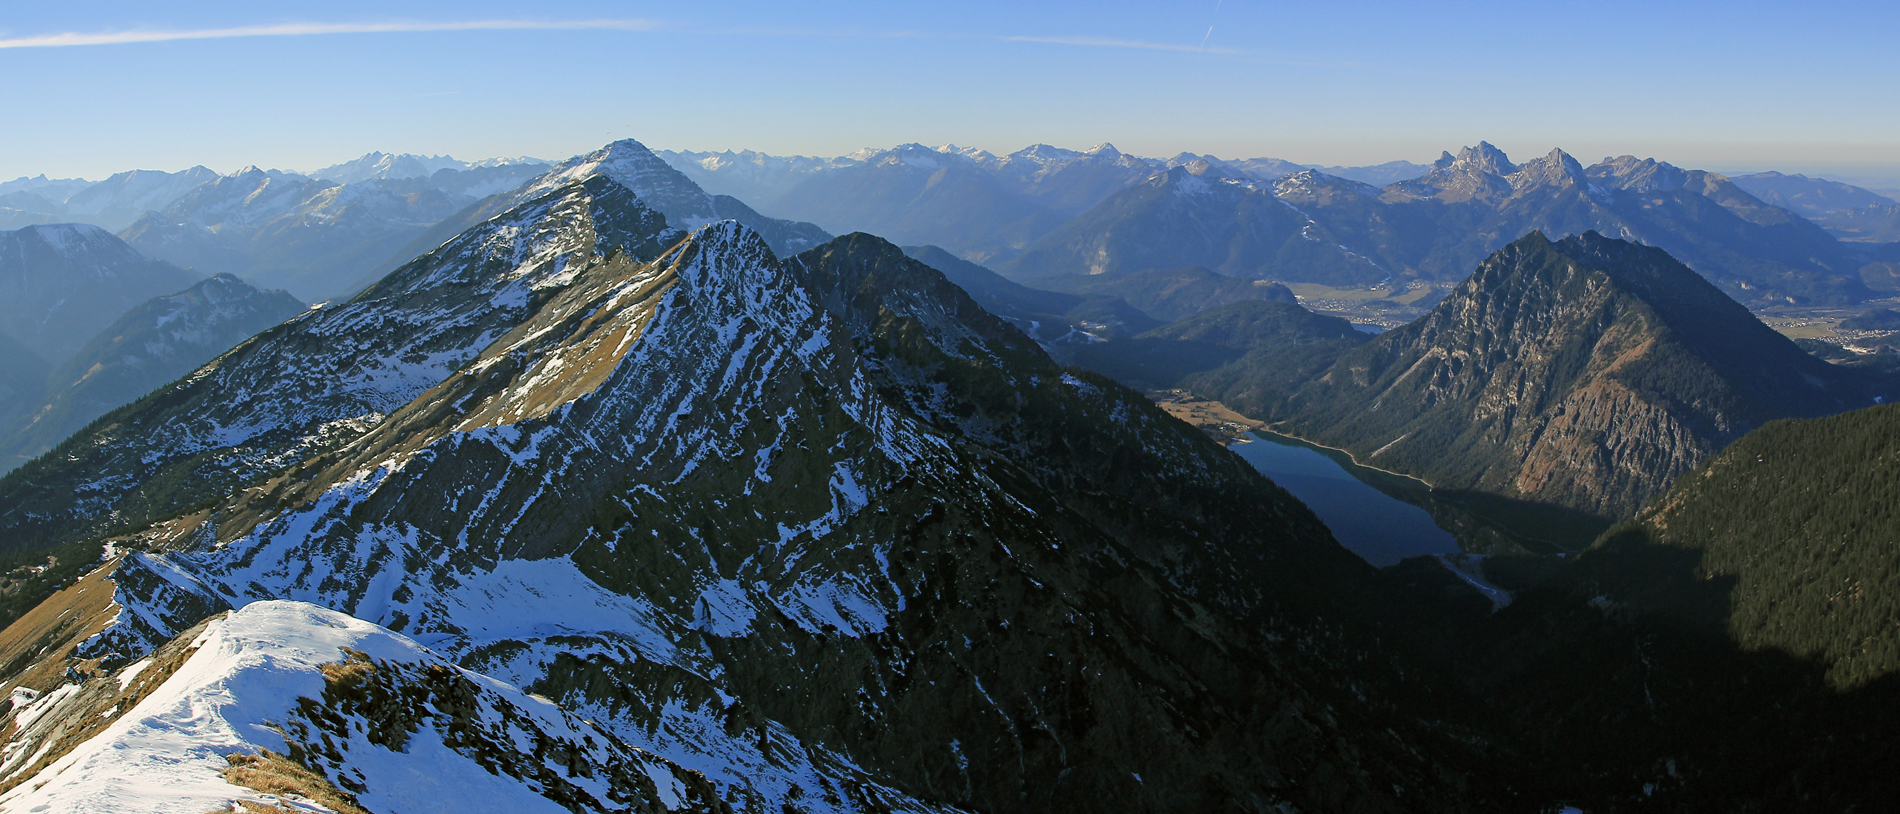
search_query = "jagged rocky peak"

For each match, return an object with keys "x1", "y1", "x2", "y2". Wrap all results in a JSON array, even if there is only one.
[
  {"x1": 525, "y1": 138, "x2": 701, "y2": 204},
  {"x1": 1389, "y1": 141, "x2": 1521, "y2": 202},
  {"x1": 1010, "y1": 143, "x2": 1081, "y2": 163},
  {"x1": 1590, "y1": 154, "x2": 1691, "y2": 192},
  {"x1": 454, "y1": 138, "x2": 828, "y2": 261},
  {"x1": 1508, "y1": 147, "x2": 1592, "y2": 192},
  {"x1": 311, "y1": 150, "x2": 470, "y2": 184},
  {"x1": 868, "y1": 142, "x2": 965, "y2": 170},
  {"x1": 1449, "y1": 141, "x2": 1519, "y2": 176}
]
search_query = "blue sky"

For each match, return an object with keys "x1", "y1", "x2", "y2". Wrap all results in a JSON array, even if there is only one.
[{"x1": 4, "y1": 1, "x2": 1897, "y2": 184}]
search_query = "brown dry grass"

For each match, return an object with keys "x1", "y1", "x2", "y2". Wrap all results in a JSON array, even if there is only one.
[
  {"x1": 0, "y1": 556, "x2": 123, "y2": 694},
  {"x1": 220, "y1": 750, "x2": 370, "y2": 814}
]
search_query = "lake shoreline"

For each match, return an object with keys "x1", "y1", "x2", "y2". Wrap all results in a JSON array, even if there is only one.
[{"x1": 1252, "y1": 424, "x2": 1438, "y2": 490}]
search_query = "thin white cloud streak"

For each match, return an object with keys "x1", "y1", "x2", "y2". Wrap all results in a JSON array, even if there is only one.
[
  {"x1": 1002, "y1": 35, "x2": 1239, "y2": 54},
  {"x1": 0, "y1": 19, "x2": 1239, "y2": 58},
  {"x1": 0, "y1": 19, "x2": 659, "y2": 49},
  {"x1": 699, "y1": 26, "x2": 1239, "y2": 55}
]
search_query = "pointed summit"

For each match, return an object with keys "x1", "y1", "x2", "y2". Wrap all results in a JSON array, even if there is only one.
[
  {"x1": 1388, "y1": 141, "x2": 1518, "y2": 203},
  {"x1": 1508, "y1": 148, "x2": 1591, "y2": 193},
  {"x1": 514, "y1": 139, "x2": 830, "y2": 255},
  {"x1": 1453, "y1": 141, "x2": 1519, "y2": 176}
]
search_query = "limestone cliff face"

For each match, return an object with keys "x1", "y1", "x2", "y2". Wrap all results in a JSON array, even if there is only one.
[{"x1": 1281, "y1": 231, "x2": 1890, "y2": 519}]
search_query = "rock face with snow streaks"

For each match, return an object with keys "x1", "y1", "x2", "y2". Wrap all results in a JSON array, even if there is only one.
[
  {"x1": 0, "y1": 160, "x2": 1499, "y2": 810},
  {"x1": 0, "y1": 175, "x2": 674, "y2": 554}
]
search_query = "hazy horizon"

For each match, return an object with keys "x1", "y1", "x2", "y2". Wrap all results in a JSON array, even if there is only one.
[
  {"x1": 4, "y1": 1, "x2": 1897, "y2": 187},
  {"x1": 9, "y1": 139, "x2": 1900, "y2": 192}
]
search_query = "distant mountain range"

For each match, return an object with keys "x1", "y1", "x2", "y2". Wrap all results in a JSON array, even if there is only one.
[
  {"x1": 307, "y1": 151, "x2": 547, "y2": 185},
  {"x1": 9, "y1": 144, "x2": 1896, "y2": 312},
  {"x1": 1010, "y1": 145, "x2": 1880, "y2": 304},
  {"x1": 663, "y1": 142, "x2": 1900, "y2": 306},
  {"x1": 118, "y1": 165, "x2": 536, "y2": 301},
  {"x1": 0, "y1": 154, "x2": 553, "y2": 302},
  {"x1": 660, "y1": 143, "x2": 1431, "y2": 266}
]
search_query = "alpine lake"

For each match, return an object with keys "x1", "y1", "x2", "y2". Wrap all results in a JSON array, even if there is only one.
[{"x1": 1230, "y1": 429, "x2": 1605, "y2": 579}]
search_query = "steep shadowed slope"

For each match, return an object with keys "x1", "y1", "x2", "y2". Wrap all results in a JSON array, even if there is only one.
[
  {"x1": 0, "y1": 274, "x2": 306, "y2": 472},
  {"x1": 1070, "y1": 300, "x2": 1371, "y2": 394},
  {"x1": 0, "y1": 224, "x2": 203, "y2": 364},
  {"x1": 1028, "y1": 265, "x2": 1299, "y2": 323},
  {"x1": 1449, "y1": 402, "x2": 1900, "y2": 810},
  {"x1": 1582, "y1": 402, "x2": 1900, "y2": 689},
  {"x1": 0, "y1": 334, "x2": 50, "y2": 445}
]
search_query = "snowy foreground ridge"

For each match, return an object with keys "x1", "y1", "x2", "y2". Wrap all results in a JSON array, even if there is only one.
[{"x1": 0, "y1": 601, "x2": 706, "y2": 814}]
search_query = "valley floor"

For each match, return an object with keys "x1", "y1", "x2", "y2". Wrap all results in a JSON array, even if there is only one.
[{"x1": 1146, "y1": 389, "x2": 1263, "y2": 445}]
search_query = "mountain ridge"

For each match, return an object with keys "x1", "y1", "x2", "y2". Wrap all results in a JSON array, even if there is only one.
[{"x1": 0, "y1": 182, "x2": 1502, "y2": 809}]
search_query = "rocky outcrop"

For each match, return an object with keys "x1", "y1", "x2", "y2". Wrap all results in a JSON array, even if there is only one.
[{"x1": 1275, "y1": 231, "x2": 1891, "y2": 519}]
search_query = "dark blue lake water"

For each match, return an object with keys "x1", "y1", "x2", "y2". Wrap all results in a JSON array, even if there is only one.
[{"x1": 1229, "y1": 431, "x2": 1459, "y2": 566}]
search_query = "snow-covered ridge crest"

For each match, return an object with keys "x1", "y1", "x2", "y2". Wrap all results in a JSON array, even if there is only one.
[{"x1": 2, "y1": 600, "x2": 716, "y2": 814}]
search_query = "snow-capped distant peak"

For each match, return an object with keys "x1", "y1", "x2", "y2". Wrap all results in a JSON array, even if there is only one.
[
  {"x1": 468, "y1": 155, "x2": 550, "y2": 168},
  {"x1": 311, "y1": 151, "x2": 472, "y2": 184},
  {"x1": 21, "y1": 222, "x2": 113, "y2": 252}
]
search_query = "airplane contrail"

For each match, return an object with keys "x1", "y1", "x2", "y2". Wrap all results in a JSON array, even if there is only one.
[{"x1": 0, "y1": 19, "x2": 660, "y2": 49}]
